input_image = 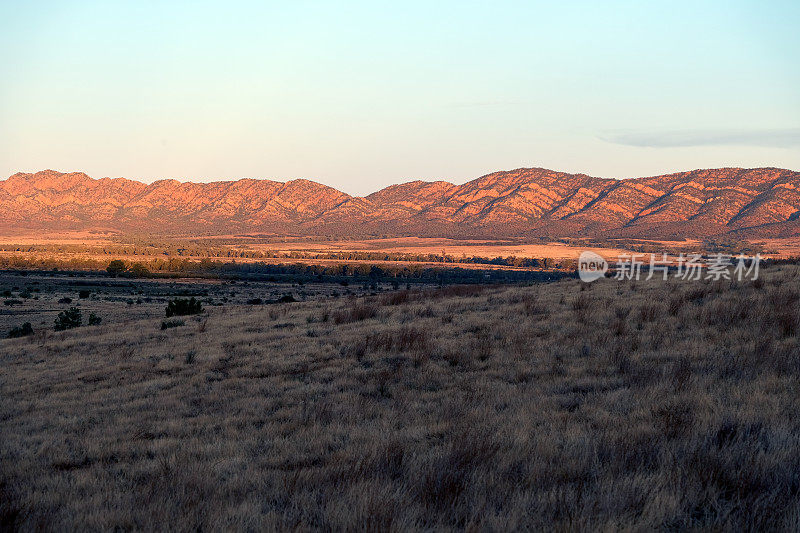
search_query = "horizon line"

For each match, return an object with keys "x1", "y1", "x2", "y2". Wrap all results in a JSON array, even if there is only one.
[{"x1": 4, "y1": 165, "x2": 798, "y2": 199}]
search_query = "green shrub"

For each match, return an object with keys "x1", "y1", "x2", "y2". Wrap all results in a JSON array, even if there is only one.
[
  {"x1": 161, "y1": 319, "x2": 185, "y2": 330},
  {"x1": 8, "y1": 322, "x2": 33, "y2": 338},
  {"x1": 165, "y1": 297, "x2": 203, "y2": 318},
  {"x1": 54, "y1": 307, "x2": 82, "y2": 331}
]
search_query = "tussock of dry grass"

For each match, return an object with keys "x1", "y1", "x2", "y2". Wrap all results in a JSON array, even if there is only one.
[{"x1": 2, "y1": 267, "x2": 800, "y2": 530}]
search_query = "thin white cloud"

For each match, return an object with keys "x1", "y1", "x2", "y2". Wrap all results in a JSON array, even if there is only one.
[{"x1": 600, "y1": 128, "x2": 800, "y2": 148}]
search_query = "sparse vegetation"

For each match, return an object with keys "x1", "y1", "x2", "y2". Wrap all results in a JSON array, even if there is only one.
[
  {"x1": 161, "y1": 319, "x2": 185, "y2": 330},
  {"x1": 332, "y1": 300, "x2": 378, "y2": 324},
  {"x1": 2, "y1": 265, "x2": 800, "y2": 529}
]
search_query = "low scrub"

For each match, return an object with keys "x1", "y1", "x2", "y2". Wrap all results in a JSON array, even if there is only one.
[
  {"x1": 165, "y1": 297, "x2": 203, "y2": 318},
  {"x1": 333, "y1": 300, "x2": 378, "y2": 324},
  {"x1": 161, "y1": 319, "x2": 185, "y2": 330}
]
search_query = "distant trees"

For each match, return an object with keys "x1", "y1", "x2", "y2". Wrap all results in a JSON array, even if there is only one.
[
  {"x1": 106, "y1": 260, "x2": 150, "y2": 278},
  {"x1": 128, "y1": 263, "x2": 150, "y2": 278},
  {"x1": 6, "y1": 249, "x2": 579, "y2": 285},
  {"x1": 106, "y1": 260, "x2": 127, "y2": 277}
]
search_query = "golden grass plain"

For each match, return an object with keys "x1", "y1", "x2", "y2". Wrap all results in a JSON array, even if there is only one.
[{"x1": 3, "y1": 265, "x2": 800, "y2": 529}]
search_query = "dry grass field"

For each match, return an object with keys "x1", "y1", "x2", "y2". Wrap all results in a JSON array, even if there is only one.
[
  {"x1": 2, "y1": 266, "x2": 800, "y2": 530},
  {"x1": 244, "y1": 236, "x2": 639, "y2": 261},
  {"x1": 0, "y1": 272, "x2": 373, "y2": 333},
  {"x1": 0, "y1": 233, "x2": 634, "y2": 260}
]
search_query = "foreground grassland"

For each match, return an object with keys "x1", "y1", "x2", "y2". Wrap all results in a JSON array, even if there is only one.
[{"x1": 2, "y1": 267, "x2": 800, "y2": 530}]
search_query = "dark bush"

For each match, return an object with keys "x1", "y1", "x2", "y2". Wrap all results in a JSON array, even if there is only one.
[
  {"x1": 246, "y1": 298, "x2": 263, "y2": 305},
  {"x1": 278, "y1": 294, "x2": 296, "y2": 303},
  {"x1": 8, "y1": 322, "x2": 33, "y2": 338},
  {"x1": 88, "y1": 313, "x2": 102, "y2": 326},
  {"x1": 165, "y1": 297, "x2": 203, "y2": 318},
  {"x1": 78, "y1": 290, "x2": 91, "y2": 299},
  {"x1": 54, "y1": 307, "x2": 82, "y2": 331},
  {"x1": 58, "y1": 297, "x2": 72, "y2": 304}
]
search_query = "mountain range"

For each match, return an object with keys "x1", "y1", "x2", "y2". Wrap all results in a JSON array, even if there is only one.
[{"x1": 2, "y1": 167, "x2": 800, "y2": 239}]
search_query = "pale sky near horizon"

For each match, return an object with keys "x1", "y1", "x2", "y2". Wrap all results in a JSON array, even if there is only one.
[{"x1": 1, "y1": 1, "x2": 799, "y2": 195}]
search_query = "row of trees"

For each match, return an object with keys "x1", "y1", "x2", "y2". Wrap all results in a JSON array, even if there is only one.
[
  {"x1": 0, "y1": 255, "x2": 575, "y2": 284},
  {"x1": 103, "y1": 258, "x2": 574, "y2": 283},
  {"x1": 1, "y1": 251, "x2": 579, "y2": 275}
]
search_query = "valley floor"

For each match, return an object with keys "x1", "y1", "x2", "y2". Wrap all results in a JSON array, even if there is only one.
[{"x1": 2, "y1": 268, "x2": 800, "y2": 530}]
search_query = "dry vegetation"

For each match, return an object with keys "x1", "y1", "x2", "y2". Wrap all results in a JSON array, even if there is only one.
[
  {"x1": 0, "y1": 272, "x2": 374, "y2": 333},
  {"x1": 2, "y1": 266, "x2": 800, "y2": 530}
]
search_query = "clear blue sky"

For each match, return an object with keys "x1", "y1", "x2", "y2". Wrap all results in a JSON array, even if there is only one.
[{"x1": 1, "y1": 0, "x2": 798, "y2": 195}]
